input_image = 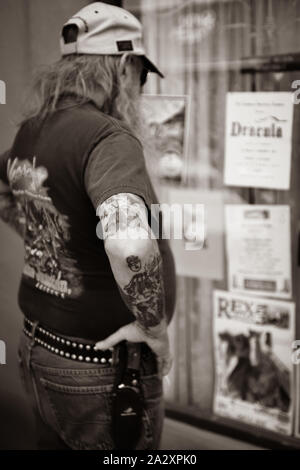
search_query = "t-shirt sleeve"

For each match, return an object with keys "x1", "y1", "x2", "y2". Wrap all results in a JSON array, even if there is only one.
[{"x1": 84, "y1": 132, "x2": 153, "y2": 212}]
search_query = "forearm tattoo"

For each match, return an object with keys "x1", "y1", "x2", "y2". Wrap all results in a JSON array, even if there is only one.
[
  {"x1": 126, "y1": 255, "x2": 142, "y2": 272},
  {"x1": 122, "y1": 253, "x2": 165, "y2": 330},
  {"x1": 98, "y1": 193, "x2": 150, "y2": 240}
]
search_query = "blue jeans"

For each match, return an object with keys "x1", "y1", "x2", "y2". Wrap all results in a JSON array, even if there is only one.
[{"x1": 17, "y1": 323, "x2": 165, "y2": 450}]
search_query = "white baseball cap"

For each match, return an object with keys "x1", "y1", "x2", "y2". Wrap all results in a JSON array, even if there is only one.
[{"x1": 60, "y1": 2, "x2": 164, "y2": 78}]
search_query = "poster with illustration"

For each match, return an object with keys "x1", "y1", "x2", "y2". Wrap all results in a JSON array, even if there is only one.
[
  {"x1": 213, "y1": 290, "x2": 295, "y2": 435},
  {"x1": 225, "y1": 205, "x2": 292, "y2": 299},
  {"x1": 166, "y1": 188, "x2": 224, "y2": 279},
  {"x1": 141, "y1": 94, "x2": 190, "y2": 185},
  {"x1": 224, "y1": 92, "x2": 294, "y2": 190}
]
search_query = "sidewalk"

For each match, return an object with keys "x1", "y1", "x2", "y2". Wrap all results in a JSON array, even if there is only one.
[{"x1": 161, "y1": 418, "x2": 264, "y2": 450}]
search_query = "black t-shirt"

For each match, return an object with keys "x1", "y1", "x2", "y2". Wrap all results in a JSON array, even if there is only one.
[{"x1": 0, "y1": 101, "x2": 176, "y2": 340}]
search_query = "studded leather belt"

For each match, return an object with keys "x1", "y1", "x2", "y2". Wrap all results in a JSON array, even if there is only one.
[
  {"x1": 23, "y1": 317, "x2": 118, "y2": 365},
  {"x1": 22, "y1": 317, "x2": 157, "y2": 374}
]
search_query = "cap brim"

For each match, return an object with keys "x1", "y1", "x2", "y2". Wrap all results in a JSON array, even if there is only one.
[{"x1": 142, "y1": 55, "x2": 164, "y2": 78}]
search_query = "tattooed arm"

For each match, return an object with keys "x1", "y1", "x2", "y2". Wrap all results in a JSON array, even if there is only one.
[{"x1": 95, "y1": 192, "x2": 172, "y2": 376}]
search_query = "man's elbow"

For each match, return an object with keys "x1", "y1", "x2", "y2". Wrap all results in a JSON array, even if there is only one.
[{"x1": 104, "y1": 235, "x2": 157, "y2": 262}]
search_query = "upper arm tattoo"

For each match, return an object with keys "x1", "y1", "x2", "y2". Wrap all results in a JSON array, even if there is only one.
[{"x1": 98, "y1": 193, "x2": 150, "y2": 240}]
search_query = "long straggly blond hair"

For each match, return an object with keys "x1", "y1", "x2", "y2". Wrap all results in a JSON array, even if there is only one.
[{"x1": 22, "y1": 53, "x2": 143, "y2": 137}]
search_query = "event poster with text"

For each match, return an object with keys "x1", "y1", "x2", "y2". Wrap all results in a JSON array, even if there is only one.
[
  {"x1": 225, "y1": 205, "x2": 292, "y2": 299},
  {"x1": 224, "y1": 92, "x2": 294, "y2": 190},
  {"x1": 213, "y1": 290, "x2": 295, "y2": 435}
]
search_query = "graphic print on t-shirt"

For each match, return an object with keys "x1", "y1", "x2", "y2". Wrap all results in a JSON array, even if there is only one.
[{"x1": 7, "y1": 157, "x2": 82, "y2": 299}]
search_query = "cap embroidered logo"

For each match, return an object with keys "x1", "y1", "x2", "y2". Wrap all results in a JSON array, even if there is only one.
[{"x1": 117, "y1": 40, "x2": 134, "y2": 52}]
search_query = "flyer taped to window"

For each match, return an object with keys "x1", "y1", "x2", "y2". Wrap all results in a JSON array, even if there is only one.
[
  {"x1": 225, "y1": 205, "x2": 292, "y2": 299},
  {"x1": 224, "y1": 92, "x2": 294, "y2": 190}
]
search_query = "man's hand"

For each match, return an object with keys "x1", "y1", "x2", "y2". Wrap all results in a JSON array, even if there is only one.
[{"x1": 95, "y1": 320, "x2": 172, "y2": 377}]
